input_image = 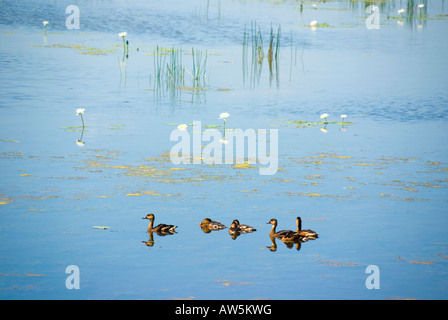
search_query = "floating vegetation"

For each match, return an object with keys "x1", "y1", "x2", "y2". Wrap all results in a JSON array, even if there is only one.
[
  {"x1": 0, "y1": 138, "x2": 20, "y2": 143},
  {"x1": 29, "y1": 44, "x2": 117, "y2": 55},
  {"x1": 307, "y1": 22, "x2": 332, "y2": 28},
  {"x1": 283, "y1": 119, "x2": 354, "y2": 128}
]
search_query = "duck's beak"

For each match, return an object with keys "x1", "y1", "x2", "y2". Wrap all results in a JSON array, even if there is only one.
[
  {"x1": 266, "y1": 221, "x2": 271, "y2": 224},
  {"x1": 142, "y1": 217, "x2": 148, "y2": 219}
]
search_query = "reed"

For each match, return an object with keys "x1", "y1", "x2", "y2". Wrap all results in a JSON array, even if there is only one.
[
  {"x1": 243, "y1": 22, "x2": 281, "y2": 88},
  {"x1": 151, "y1": 46, "x2": 207, "y2": 97}
]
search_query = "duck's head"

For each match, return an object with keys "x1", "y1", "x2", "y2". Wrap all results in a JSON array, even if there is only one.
[
  {"x1": 230, "y1": 222, "x2": 238, "y2": 228},
  {"x1": 267, "y1": 218, "x2": 277, "y2": 225},
  {"x1": 143, "y1": 213, "x2": 155, "y2": 220},
  {"x1": 200, "y1": 218, "x2": 212, "y2": 226},
  {"x1": 232, "y1": 219, "x2": 240, "y2": 226}
]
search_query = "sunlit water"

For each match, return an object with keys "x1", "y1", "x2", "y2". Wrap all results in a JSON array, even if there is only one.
[{"x1": 1, "y1": 0, "x2": 448, "y2": 300}]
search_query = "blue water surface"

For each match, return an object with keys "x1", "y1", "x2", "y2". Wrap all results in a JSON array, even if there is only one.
[{"x1": 1, "y1": 0, "x2": 448, "y2": 300}]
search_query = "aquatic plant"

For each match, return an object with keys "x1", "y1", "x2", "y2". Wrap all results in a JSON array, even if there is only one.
[
  {"x1": 398, "y1": 8, "x2": 405, "y2": 16},
  {"x1": 320, "y1": 113, "x2": 329, "y2": 124},
  {"x1": 150, "y1": 46, "x2": 207, "y2": 101},
  {"x1": 76, "y1": 108, "x2": 85, "y2": 128},
  {"x1": 219, "y1": 112, "x2": 230, "y2": 142},
  {"x1": 178, "y1": 124, "x2": 188, "y2": 131},
  {"x1": 118, "y1": 32, "x2": 127, "y2": 51},
  {"x1": 191, "y1": 48, "x2": 208, "y2": 88},
  {"x1": 242, "y1": 22, "x2": 281, "y2": 88},
  {"x1": 310, "y1": 20, "x2": 317, "y2": 27},
  {"x1": 340, "y1": 114, "x2": 347, "y2": 124},
  {"x1": 43, "y1": 21, "x2": 48, "y2": 33}
]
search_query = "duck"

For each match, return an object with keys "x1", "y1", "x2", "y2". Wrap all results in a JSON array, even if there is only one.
[
  {"x1": 266, "y1": 218, "x2": 293, "y2": 239},
  {"x1": 232, "y1": 219, "x2": 256, "y2": 233},
  {"x1": 295, "y1": 217, "x2": 318, "y2": 239},
  {"x1": 200, "y1": 218, "x2": 227, "y2": 230},
  {"x1": 281, "y1": 230, "x2": 307, "y2": 243},
  {"x1": 142, "y1": 213, "x2": 177, "y2": 234},
  {"x1": 228, "y1": 222, "x2": 241, "y2": 236}
]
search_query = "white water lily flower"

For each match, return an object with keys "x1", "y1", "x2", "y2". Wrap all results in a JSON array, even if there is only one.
[
  {"x1": 219, "y1": 138, "x2": 229, "y2": 145},
  {"x1": 43, "y1": 21, "x2": 49, "y2": 26},
  {"x1": 310, "y1": 20, "x2": 317, "y2": 27},
  {"x1": 177, "y1": 124, "x2": 188, "y2": 131},
  {"x1": 218, "y1": 112, "x2": 230, "y2": 120},
  {"x1": 320, "y1": 113, "x2": 329, "y2": 119},
  {"x1": 417, "y1": 4, "x2": 424, "y2": 9},
  {"x1": 320, "y1": 128, "x2": 328, "y2": 133},
  {"x1": 76, "y1": 108, "x2": 85, "y2": 115},
  {"x1": 119, "y1": 32, "x2": 127, "y2": 37},
  {"x1": 340, "y1": 114, "x2": 347, "y2": 119},
  {"x1": 398, "y1": 9, "x2": 405, "y2": 14},
  {"x1": 76, "y1": 139, "x2": 84, "y2": 147}
]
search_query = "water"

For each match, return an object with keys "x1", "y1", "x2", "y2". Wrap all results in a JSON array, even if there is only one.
[{"x1": 1, "y1": 0, "x2": 448, "y2": 300}]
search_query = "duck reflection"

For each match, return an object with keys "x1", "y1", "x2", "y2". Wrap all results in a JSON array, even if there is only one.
[
  {"x1": 142, "y1": 230, "x2": 155, "y2": 247},
  {"x1": 266, "y1": 234, "x2": 303, "y2": 252}
]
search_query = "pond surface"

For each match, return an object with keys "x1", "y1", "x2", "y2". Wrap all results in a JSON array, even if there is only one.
[{"x1": 1, "y1": 0, "x2": 448, "y2": 300}]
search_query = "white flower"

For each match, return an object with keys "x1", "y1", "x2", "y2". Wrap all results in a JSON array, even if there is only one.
[
  {"x1": 219, "y1": 138, "x2": 229, "y2": 145},
  {"x1": 43, "y1": 21, "x2": 49, "y2": 26},
  {"x1": 218, "y1": 112, "x2": 230, "y2": 120},
  {"x1": 320, "y1": 113, "x2": 329, "y2": 119},
  {"x1": 398, "y1": 9, "x2": 405, "y2": 14},
  {"x1": 118, "y1": 32, "x2": 127, "y2": 37},
  {"x1": 76, "y1": 139, "x2": 84, "y2": 147},
  {"x1": 177, "y1": 124, "x2": 188, "y2": 131},
  {"x1": 76, "y1": 108, "x2": 85, "y2": 115},
  {"x1": 340, "y1": 114, "x2": 347, "y2": 119},
  {"x1": 320, "y1": 128, "x2": 328, "y2": 133},
  {"x1": 417, "y1": 4, "x2": 424, "y2": 9},
  {"x1": 310, "y1": 20, "x2": 317, "y2": 27}
]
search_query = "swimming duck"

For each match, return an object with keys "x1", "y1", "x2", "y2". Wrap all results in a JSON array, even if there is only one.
[
  {"x1": 142, "y1": 213, "x2": 177, "y2": 234},
  {"x1": 228, "y1": 222, "x2": 241, "y2": 236},
  {"x1": 295, "y1": 217, "x2": 318, "y2": 239},
  {"x1": 266, "y1": 218, "x2": 293, "y2": 239},
  {"x1": 200, "y1": 218, "x2": 227, "y2": 230},
  {"x1": 232, "y1": 219, "x2": 256, "y2": 233},
  {"x1": 281, "y1": 230, "x2": 307, "y2": 243}
]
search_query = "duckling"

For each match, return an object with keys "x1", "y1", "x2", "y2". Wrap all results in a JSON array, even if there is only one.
[
  {"x1": 200, "y1": 218, "x2": 226, "y2": 230},
  {"x1": 142, "y1": 213, "x2": 177, "y2": 235},
  {"x1": 228, "y1": 222, "x2": 241, "y2": 236},
  {"x1": 296, "y1": 217, "x2": 318, "y2": 239},
  {"x1": 232, "y1": 219, "x2": 256, "y2": 233},
  {"x1": 266, "y1": 218, "x2": 293, "y2": 239}
]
